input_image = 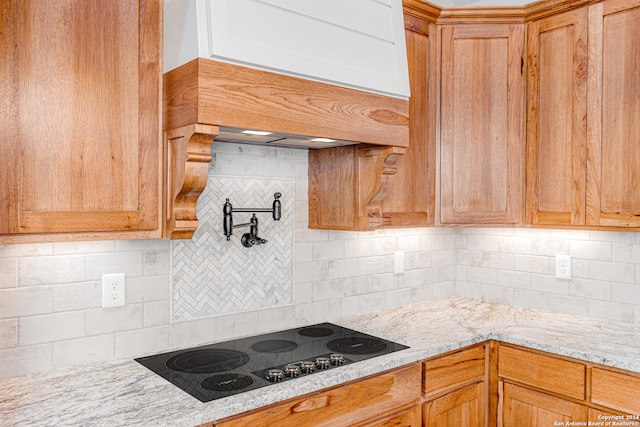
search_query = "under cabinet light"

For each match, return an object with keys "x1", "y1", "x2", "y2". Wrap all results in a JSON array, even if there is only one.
[
  {"x1": 241, "y1": 130, "x2": 272, "y2": 136},
  {"x1": 310, "y1": 138, "x2": 336, "y2": 143}
]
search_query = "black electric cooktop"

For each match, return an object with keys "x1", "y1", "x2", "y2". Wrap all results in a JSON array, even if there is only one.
[{"x1": 135, "y1": 323, "x2": 409, "y2": 402}]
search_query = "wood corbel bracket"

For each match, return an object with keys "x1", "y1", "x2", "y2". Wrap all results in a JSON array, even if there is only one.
[
  {"x1": 164, "y1": 124, "x2": 219, "y2": 239},
  {"x1": 357, "y1": 145, "x2": 406, "y2": 231}
]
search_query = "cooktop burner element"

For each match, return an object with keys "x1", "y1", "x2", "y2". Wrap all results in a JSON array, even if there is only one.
[
  {"x1": 165, "y1": 349, "x2": 250, "y2": 373},
  {"x1": 326, "y1": 337, "x2": 388, "y2": 355},
  {"x1": 135, "y1": 323, "x2": 408, "y2": 402},
  {"x1": 297, "y1": 326, "x2": 335, "y2": 337}
]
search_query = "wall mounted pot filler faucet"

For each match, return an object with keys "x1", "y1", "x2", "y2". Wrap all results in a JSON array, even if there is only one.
[{"x1": 223, "y1": 193, "x2": 281, "y2": 247}]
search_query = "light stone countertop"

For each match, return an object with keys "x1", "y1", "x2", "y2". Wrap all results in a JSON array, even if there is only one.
[{"x1": 2, "y1": 298, "x2": 640, "y2": 426}]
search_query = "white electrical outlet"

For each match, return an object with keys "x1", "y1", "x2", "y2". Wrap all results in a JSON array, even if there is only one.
[
  {"x1": 102, "y1": 273, "x2": 126, "y2": 308},
  {"x1": 555, "y1": 255, "x2": 571, "y2": 280},
  {"x1": 394, "y1": 251, "x2": 405, "y2": 274}
]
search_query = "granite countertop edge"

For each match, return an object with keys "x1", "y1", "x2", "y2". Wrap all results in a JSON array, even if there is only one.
[{"x1": 2, "y1": 297, "x2": 639, "y2": 427}]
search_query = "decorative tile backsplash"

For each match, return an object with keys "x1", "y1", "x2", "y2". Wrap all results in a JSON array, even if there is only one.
[{"x1": 171, "y1": 176, "x2": 295, "y2": 322}]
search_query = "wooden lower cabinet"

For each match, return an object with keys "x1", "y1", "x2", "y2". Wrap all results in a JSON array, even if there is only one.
[
  {"x1": 207, "y1": 342, "x2": 640, "y2": 427},
  {"x1": 210, "y1": 364, "x2": 421, "y2": 427},
  {"x1": 421, "y1": 344, "x2": 488, "y2": 427},
  {"x1": 500, "y1": 382, "x2": 588, "y2": 426},
  {"x1": 355, "y1": 405, "x2": 422, "y2": 427},
  {"x1": 423, "y1": 382, "x2": 485, "y2": 427}
]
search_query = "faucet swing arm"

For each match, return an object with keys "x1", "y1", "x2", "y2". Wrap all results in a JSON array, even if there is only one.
[{"x1": 222, "y1": 193, "x2": 282, "y2": 247}]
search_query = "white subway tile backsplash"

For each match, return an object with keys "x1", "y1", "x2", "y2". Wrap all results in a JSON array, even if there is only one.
[
  {"x1": 0, "y1": 286, "x2": 52, "y2": 319},
  {"x1": 589, "y1": 261, "x2": 635, "y2": 284},
  {"x1": 531, "y1": 238, "x2": 570, "y2": 256},
  {"x1": 497, "y1": 236, "x2": 532, "y2": 255},
  {"x1": 612, "y1": 243, "x2": 640, "y2": 264},
  {"x1": 19, "y1": 311, "x2": 85, "y2": 346},
  {"x1": 115, "y1": 326, "x2": 169, "y2": 359},
  {"x1": 570, "y1": 240, "x2": 612, "y2": 261},
  {"x1": 611, "y1": 283, "x2": 640, "y2": 305},
  {"x1": 0, "y1": 243, "x2": 52, "y2": 258},
  {"x1": 52, "y1": 281, "x2": 101, "y2": 312},
  {"x1": 497, "y1": 270, "x2": 531, "y2": 289},
  {"x1": 143, "y1": 250, "x2": 170, "y2": 276},
  {"x1": 0, "y1": 344, "x2": 51, "y2": 379},
  {"x1": 481, "y1": 284, "x2": 513, "y2": 305},
  {"x1": 256, "y1": 306, "x2": 296, "y2": 334},
  {"x1": 0, "y1": 319, "x2": 17, "y2": 349},
  {"x1": 327, "y1": 258, "x2": 359, "y2": 280},
  {"x1": 168, "y1": 316, "x2": 218, "y2": 349},
  {"x1": 344, "y1": 239, "x2": 373, "y2": 259},
  {"x1": 547, "y1": 295, "x2": 589, "y2": 316},
  {"x1": 52, "y1": 334, "x2": 114, "y2": 368},
  {"x1": 53, "y1": 240, "x2": 116, "y2": 255},
  {"x1": 19, "y1": 255, "x2": 85, "y2": 286},
  {"x1": 568, "y1": 278, "x2": 611, "y2": 301},
  {"x1": 85, "y1": 305, "x2": 143, "y2": 336},
  {"x1": 85, "y1": 252, "x2": 144, "y2": 280},
  {"x1": 358, "y1": 256, "x2": 387, "y2": 275},
  {"x1": 126, "y1": 276, "x2": 169, "y2": 304},
  {"x1": 143, "y1": 300, "x2": 170, "y2": 328},
  {"x1": 588, "y1": 300, "x2": 635, "y2": 323},
  {"x1": 0, "y1": 258, "x2": 18, "y2": 289},
  {"x1": 466, "y1": 266, "x2": 498, "y2": 286},
  {"x1": 514, "y1": 254, "x2": 552, "y2": 274},
  {"x1": 467, "y1": 234, "x2": 498, "y2": 252},
  {"x1": 312, "y1": 240, "x2": 345, "y2": 261},
  {"x1": 530, "y1": 274, "x2": 569, "y2": 295},
  {"x1": 295, "y1": 242, "x2": 312, "y2": 263},
  {"x1": 481, "y1": 252, "x2": 514, "y2": 270},
  {"x1": 513, "y1": 289, "x2": 551, "y2": 310}
]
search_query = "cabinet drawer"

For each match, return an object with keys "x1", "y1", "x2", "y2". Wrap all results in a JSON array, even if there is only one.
[
  {"x1": 591, "y1": 368, "x2": 640, "y2": 414},
  {"x1": 422, "y1": 344, "x2": 485, "y2": 395},
  {"x1": 498, "y1": 346, "x2": 586, "y2": 400},
  {"x1": 213, "y1": 364, "x2": 421, "y2": 427}
]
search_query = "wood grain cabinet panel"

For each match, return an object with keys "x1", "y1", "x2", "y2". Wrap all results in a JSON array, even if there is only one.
[
  {"x1": 0, "y1": 0, "x2": 161, "y2": 242},
  {"x1": 440, "y1": 24, "x2": 524, "y2": 225},
  {"x1": 378, "y1": 15, "x2": 437, "y2": 228},
  {"x1": 525, "y1": 8, "x2": 588, "y2": 226},
  {"x1": 212, "y1": 364, "x2": 421, "y2": 427},
  {"x1": 498, "y1": 345, "x2": 586, "y2": 400},
  {"x1": 587, "y1": 0, "x2": 640, "y2": 228},
  {"x1": 423, "y1": 382, "x2": 485, "y2": 427},
  {"x1": 422, "y1": 344, "x2": 485, "y2": 396},
  {"x1": 501, "y1": 383, "x2": 588, "y2": 427},
  {"x1": 590, "y1": 367, "x2": 640, "y2": 414}
]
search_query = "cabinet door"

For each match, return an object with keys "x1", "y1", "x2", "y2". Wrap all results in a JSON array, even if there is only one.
[
  {"x1": 440, "y1": 24, "x2": 524, "y2": 225},
  {"x1": 587, "y1": 0, "x2": 640, "y2": 227},
  {"x1": 423, "y1": 381, "x2": 485, "y2": 427},
  {"x1": 525, "y1": 8, "x2": 588, "y2": 226},
  {"x1": 0, "y1": 0, "x2": 161, "y2": 242},
  {"x1": 379, "y1": 18, "x2": 437, "y2": 227},
  {"x1": 501, "y1": 383, "x2": 588, "y2": 427}
]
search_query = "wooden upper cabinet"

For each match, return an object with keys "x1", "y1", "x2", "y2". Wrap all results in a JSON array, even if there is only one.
[
  {"x1": 378, "y1": 15, "x2": 437, "y2": 228},
  {"x1": 0, "y1": 0, "x2": 161, "y2": 243},
  {"x1": 586, "y1": 0, "x2": 640, "y2": 228},
  {"x1": 439, "y1": 24, "x2": 524, "y2": 225},
  {"x1": 525, "y1": 8, "x2": 588, "y2": 226}
]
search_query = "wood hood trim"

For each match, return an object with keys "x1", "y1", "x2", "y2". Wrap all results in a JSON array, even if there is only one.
[
  {"x1": 163, "y1": 58, "x2": 409, "y2": 147},
  {"x1": 162, "y1": 58, "x2": 410, "y2": 238}
]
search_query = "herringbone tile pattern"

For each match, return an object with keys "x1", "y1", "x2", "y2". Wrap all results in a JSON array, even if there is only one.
[{"x1": 171, "y1": 176, "x2": 295, "y2": 322}]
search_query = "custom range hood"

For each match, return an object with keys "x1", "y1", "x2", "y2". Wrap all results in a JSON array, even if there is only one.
[{"x1": 163, "y1": 0, "x2": 411, "y2": 239}]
